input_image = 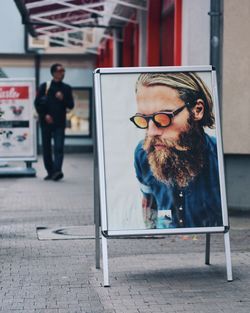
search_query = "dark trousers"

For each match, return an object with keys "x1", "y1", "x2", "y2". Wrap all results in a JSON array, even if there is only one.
[{"x1": 41, "y1": 125, "x2": 65, "y2": 175}]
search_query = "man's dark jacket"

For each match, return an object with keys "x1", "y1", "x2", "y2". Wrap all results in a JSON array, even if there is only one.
[{"x1": 34, "y1": 80, "x2": 74, "y2": 128}]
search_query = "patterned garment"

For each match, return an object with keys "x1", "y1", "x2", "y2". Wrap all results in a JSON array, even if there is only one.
[{"x1": 134, "y1": 134, "x2": 223, "y2": 228}]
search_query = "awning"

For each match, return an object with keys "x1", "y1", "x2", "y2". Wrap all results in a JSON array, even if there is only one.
[{"x1": 14, "y1": 0, "x2": 147, "y2": 55}]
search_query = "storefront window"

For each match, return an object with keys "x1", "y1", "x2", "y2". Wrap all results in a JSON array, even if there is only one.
[{"x1": 65, "y1": 88, "x2": 91, "y2": 137}]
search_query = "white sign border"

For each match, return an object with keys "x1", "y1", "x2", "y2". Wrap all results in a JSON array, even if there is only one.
[{"x1": 94, "y1": 66, "x2": 229, "y2": 237}]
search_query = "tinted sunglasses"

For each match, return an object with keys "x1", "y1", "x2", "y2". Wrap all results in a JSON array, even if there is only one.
[
  {"x1": 130, "y1": 104, "x2": 188, "y2": 129},
  {"x1": 56, "y1": 69, "x2": 65, "y2": 73}
]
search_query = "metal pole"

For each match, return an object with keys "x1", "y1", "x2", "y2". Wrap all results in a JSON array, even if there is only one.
[
  {"x1": 224, "y1": 232, "x2": 233, "y2": 281},
  {"x1": 34, "y1": 53, "x2": 41, "y2": 152},
  {"x1": 205, "y1": 233, "x2": 211, "y2": 265},
  {"x1": 34, "y1": 53, "x2": 40, "y2": 90},
  {"x1": 209, "y1": 0, "x2": 223, "y2": 110},
  {"x1": 94, "y1": 155, "x2": 101, "y2": 269},
  {"x1": 93, "y1": 92, "x2": 101, "y2": 269},
  {"x1": 25, "y1": 161, "x2": 32, "y2": 169},
  {"x1": 94, "y1": 174, "x2": 101, "y2": 269}
]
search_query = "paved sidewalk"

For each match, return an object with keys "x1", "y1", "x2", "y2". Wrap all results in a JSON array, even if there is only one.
[{"x1": 0, "y1": 154, "x2": 250, "y2": 313}]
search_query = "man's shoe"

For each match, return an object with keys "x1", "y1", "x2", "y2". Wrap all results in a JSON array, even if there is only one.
[
  {"x1": 44, "y1": 174, "x2": 52, "y2": 180},
  {"x1": 52, "y1": 171, "x2": 64, "y2": 181}
]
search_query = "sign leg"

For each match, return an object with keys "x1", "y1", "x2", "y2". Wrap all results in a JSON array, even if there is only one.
[
  {"x1": 101, "y1": 235, "x2": 110, "y2": 287},
  {"x1": 205, "y1": 233, "x2": 211, "y2": 265},
  {"x1": 26, "y1": 161, "x2": 32, "y2": 168},
  {"x1": 93, "y1": 114, "x2": 101, "y2": 270},
  {"x1": 95, "y1": 222, "x2": 100, "y2": 269},
  {"x1": 224, "y1": 232, "x2": 233, "y2": 281},
  {"x1": 94, "y1": 165, "x2": 101, "y2": 269}
]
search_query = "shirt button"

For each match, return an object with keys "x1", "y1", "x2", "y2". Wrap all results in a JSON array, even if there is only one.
[
  {"x1": 179, "y1": 192, "x2": 183, "y2": 197},
  {"x1": 179, "y1": 219, "x2": 183, "y2": 223},
  {"x1": 179, "y1": 207, "x2": 183, "y2": 211}
]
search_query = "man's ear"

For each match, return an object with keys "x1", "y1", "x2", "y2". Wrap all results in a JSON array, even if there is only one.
[{"x1": 192, "y1": 99, "x2": 204, "y2": 121}]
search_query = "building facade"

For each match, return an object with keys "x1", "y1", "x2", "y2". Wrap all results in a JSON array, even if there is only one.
[
  {"x1": 95, "y1": 0, "x2": 250, "y2": 211},
  {"x1": 1, "y1": 0, "x2": 249, "y2": 210},
  {"x1": 0, "y1": 0, "x2": 96, "y2": 151}
]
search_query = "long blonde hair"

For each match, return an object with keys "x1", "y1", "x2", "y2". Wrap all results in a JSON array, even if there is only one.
[{"x1": 136, "y1": 72, "x2": 214, "y2": 128}]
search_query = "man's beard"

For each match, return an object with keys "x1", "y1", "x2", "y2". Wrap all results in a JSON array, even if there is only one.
[{"x1": 143, "y1": 118, "x2": 206, "y2": 188}]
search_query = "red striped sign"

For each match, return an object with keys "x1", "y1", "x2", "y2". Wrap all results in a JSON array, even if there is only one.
[{"x1": 0, "y1": 86, "x2": 29, "y2": 100}]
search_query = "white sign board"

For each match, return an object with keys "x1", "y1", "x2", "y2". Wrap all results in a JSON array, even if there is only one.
[
  {"x1": 94, "y1": 66, "x2": 229, "y2": 237},
  {"x1": 0, "y1": 79, "x2": 37, "y2": 161}
]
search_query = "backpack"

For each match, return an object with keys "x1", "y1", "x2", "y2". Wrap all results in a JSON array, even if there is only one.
[{"x1": 34, "y1": 80, "x2": 52, "y2": 117}]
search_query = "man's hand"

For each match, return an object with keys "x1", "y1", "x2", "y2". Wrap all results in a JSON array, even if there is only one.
[
  {"x1": 45, "y1": 114, "x2": 53, "y2": 124},
  {"x1": 55, "y1": 91, "x2": 64, "y2": 101},
  {"x1": 142, "y1": 194, "x2": 157, "y2": 228}
]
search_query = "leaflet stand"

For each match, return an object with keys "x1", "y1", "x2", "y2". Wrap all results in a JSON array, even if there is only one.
[
  {"x1": 95, "y1": 224, "x2": 232, "y2": 287},
  {"x1": 0, "y1": 78, "x2": 37, "y2": 176},
  {"x1": 93, "y1": 137, "x2": 232, "y2": 287},
  {"x1": 93, "y1": 66, "x2": 233, "y2": 287}
]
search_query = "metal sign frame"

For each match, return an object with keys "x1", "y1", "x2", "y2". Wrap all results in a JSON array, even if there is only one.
[{"x1": 93, "y1": 66, "x2": 232, "y2": 286}]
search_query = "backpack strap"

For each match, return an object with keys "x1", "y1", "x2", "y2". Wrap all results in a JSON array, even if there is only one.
[{"x1": 45, "y1": 80, "x2": 52, "y2": 96}]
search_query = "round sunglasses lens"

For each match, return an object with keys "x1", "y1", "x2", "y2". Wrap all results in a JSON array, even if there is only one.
[
  {"x1": 154, "y1": 113, "x2": 170, "y2": 127},
  {"x1": 134, "y1": 116, "x2": 148, "y2": 128}
]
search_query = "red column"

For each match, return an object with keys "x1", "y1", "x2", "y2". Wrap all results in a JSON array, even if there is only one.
[
  {"x1": 122, "y1": 20, "x2": 139, "y2": 67},
  {"x1": 123, "y1": 23, "x2": 134, "y2": 66},
  {"x1": 96, "y1": 39, "x2": 114, "y2": 68},
  {"x1": 133, "y1": 23, "x2": 139, "y2": 66},
  {"x1": 96, "y1": 47, "x2": 104, "y2": 68},
  {"x1": 161, "y1": 8, "x2": 174, "y2": 65},
  {"x1": 105, "y1": 38, "x2": 113, "y2": 67},
  {"x1": 147, "y1": 0, "x2": 162, "y2": 66},
  {"x1": 174, "y1": 0, "x2": 182, "y2": 65}
]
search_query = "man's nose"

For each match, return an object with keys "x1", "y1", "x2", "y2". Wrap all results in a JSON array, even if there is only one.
[{"x1": 147, "y1": 120, "x2": 163, "y2": 136}]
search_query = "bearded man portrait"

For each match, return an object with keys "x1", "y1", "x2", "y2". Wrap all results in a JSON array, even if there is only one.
[{"x1": 130, "y1": 72, "x2": 223, "y2": 229}]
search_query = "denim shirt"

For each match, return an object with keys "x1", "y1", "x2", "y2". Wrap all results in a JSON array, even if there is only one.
[{"x1": 134, "y1": 134, "x2": 223, "y2": 228}]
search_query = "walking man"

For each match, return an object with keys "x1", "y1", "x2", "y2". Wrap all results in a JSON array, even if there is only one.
[{"x1": 35, "y1": 63, "x2": 74, "y2": 181}]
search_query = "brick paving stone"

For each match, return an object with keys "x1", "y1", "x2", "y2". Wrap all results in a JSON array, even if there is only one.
[{"x1": 0, "y1": 154, "x2": 250, "y2": 313}]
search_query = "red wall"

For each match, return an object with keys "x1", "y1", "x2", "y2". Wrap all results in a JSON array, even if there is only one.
[
  {"x1": 96, "y1": 0, "x2": 182, "y2": 68},
  {"x1": 122, "y1": 20, "x2": 139, "y2": 67},
  {"x1": 96, "y1": 38, "x2": 113, "y2": 68},
  {"x1": 174, "y1": 0, "x2": 182, "y2": 65},
  {"x1": 161, "y1": 7, "x2": 174, "y2": 65},
  {"x1": 147, "y1": 0, "x2": 162, "y2": 66},
  {"x1": 147, "y1": 0, "x2": 182, "y2": 66}
]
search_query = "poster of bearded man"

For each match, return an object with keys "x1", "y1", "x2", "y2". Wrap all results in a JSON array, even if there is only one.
[{"x1": 94, "y1": 67, "x2": 228, "y2": 236}]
